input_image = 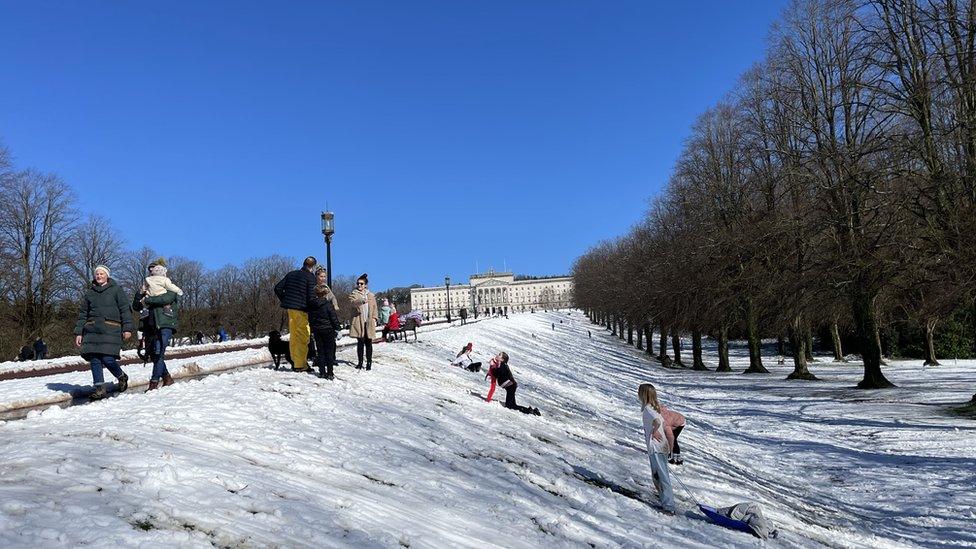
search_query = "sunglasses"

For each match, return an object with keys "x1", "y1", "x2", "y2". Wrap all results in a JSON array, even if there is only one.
[{"x1": 357, "y1": 282, "x2": 366, "y2": 286}]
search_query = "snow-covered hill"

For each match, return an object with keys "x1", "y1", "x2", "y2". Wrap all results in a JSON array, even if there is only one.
[{"x1": 0, "y1": 311, "x2": 972, "y2": 548}]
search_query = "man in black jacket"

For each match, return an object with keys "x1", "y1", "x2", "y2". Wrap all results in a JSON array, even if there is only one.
[{"x1": 274, "y1": 256, "x2": 317, "y2": 372}]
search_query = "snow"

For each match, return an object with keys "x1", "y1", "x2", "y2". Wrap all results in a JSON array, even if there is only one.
[
  {"x1": 0, "y1": 337, "x2": 271, "y2": 377},
  {"x1": 0, "y1": 311, "x2": 973, "y2": 548}
]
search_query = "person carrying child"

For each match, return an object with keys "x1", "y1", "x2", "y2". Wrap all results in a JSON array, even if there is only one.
[
  {"x1": 451, "y1": 342, "x2": 482, "y2": 372},
  {"x1": 308, "y1": 282, "x2": 341, "y2": 379},
  {"x1": 485, "y1": 352, "x2": 540, "y2": 415},
  {"x1": 638, "y1": 383, "x2": 676, "y2": 514}
]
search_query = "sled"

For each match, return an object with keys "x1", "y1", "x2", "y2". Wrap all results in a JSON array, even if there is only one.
[{"x1": 698, "y1": 505, "x2": 760, "y2": 537}]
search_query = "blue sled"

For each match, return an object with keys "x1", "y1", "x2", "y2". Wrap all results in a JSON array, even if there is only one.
[{"x1": 699, "y1": 505, "x2": 759, "y2": 537}]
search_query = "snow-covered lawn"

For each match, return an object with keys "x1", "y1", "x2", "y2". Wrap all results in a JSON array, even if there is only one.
[{"x1": 0, "y1": 311, "x2": 972, "y2": 548}]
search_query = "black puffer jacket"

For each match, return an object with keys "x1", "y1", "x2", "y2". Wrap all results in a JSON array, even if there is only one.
[
  {"x1": 308, "y1": 296, "x2": 341, "y2": 335},
  {"x1": 274, "y1": 268, "x2": 316, "y2": 311}
]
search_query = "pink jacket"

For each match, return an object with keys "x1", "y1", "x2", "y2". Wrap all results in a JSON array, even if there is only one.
[{"x1": 660, "y1": 405, "x2": 685, "y2": 452}]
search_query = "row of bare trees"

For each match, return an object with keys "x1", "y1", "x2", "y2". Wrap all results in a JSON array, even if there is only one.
[
  {"x1": 1, "y1": 141, "x2": 304, "y2": 359},
  {"x1": 572, "y1": 0, "x2": 976, "y2": 396}
]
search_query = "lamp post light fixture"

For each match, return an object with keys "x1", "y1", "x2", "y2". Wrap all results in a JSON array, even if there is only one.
[
  {"x1": 321, "y1": 211, "x2": 335, "y2": 288},
  {"x1": 445, "y1": 275, "x2": 452, "y2": 323}
]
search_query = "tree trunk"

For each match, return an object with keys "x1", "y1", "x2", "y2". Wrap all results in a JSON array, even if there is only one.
[
  {"x1": 923, "y1": 317, "x2": 940, "y2": 366},
  {"x1": 853, "y1": 292, "x2": 895, "y2": 388},
  {"x1": 657, "y1": 321, "x2": 669, "y2": 363},
  {"x1": 716, "y1": 325, "x2": 732, "y2": 372},
  {"x1": 874, "y1": 325, "x2": 888, "y2": 366},
  {"x1": 805, "y1": 324, "x2": 815, "y2": 362},
  {"x1": 831, "y1": 321, "x2": 845, "y2": 362},
  {"x1": 636, "y1": 326, "x2": 643, "y2": 350},
  {"x1": 786, "y1": 317, "x2": 818, "y2": 380},
  {"x1": 627, "y1": 322, "x2": 634, "y2": 345},
  {"x1": 644, "y1": 323, "x2": 654, "y2": 355},
  {"x1": 671, "y1": 331, "x2": 684, "y2": 367},
  {"x1": 777, "y1": 335, "x2": 786, "y2": 358},
  {"x1": 618, "y1": 319, "x2": 625, "y2": 340},
  {"x1": 657, "y1": 320, "x2": 671, "y2": 366},
  {"x1": 743, "y1": 300, "x2": 768, "y2": 373},
  {"x1": 691, "y1": 327, "x2": 708, "y2": 370},
  {"x1": 611, "y1": 316, "x2": 617, "y2": 336}
]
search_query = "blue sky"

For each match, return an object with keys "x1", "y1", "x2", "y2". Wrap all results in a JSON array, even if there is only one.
[{"x1": 0, "y1": 1, "x2": 786, "y2": 288}]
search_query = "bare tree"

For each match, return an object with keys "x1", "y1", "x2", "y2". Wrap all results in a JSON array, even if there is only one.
[
  {"x1": 0, "y1": 169, "x2": 78, "y2": 344},
  {"x1": 69, "y1": 214, "x2": 126, "y2": 293}
]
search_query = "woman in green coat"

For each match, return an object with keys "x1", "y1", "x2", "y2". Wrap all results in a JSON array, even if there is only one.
[{"x1": 74, "y1": 265, "x2": 134, "y2": 400}]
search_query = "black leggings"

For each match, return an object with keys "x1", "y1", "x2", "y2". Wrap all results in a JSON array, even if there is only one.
[
  {"x1": 672, "y1": 425, "x2": 683, "y2": 454},
  {"x1": 356, "y1": 337, "x2": 372, "y2": 365},
  {"x1": 503, "y1": 382, "x2": 535, "y2": 414}
]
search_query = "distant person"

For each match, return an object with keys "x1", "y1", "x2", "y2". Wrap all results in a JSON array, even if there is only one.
[
  {"x1": 144, "y1": 257, "x2": 184, "y2": 298},
  {"x1": 551, "y1": 323, "x2": 555, "y2": 330},
  {"x1": 451, "y1": 342, "x2": 482, "y2": 372},
  {"x1": 18, "y1": 345, "x2": 34, "y2": 362},
  {"x1": 459, "y1": 307, "x2": 468, "y2": 325},
  {"x1": 382, "y1": 304, "x2": 401, "y2": 342},
  {"x1": 348, "y1": 273, "x2": 378, "y2": 370},
  {"x1": 218, "y1": 326, "x2": 228, "y2": 342},
  {"x1": 485, "y1": 352, "x2": 540, "y2": 415},
  {"x1": 133, "y1": 259, "x2": 180, "y2": 390},
  {"x1": 308, "y1": 283, "x2": 341, "y2": 379},
  {"x1": 638, "y1": 383, "x2": 676, "y2": 514},
  {"x1": 32, "y1": 338, "x2": 47, "y2": 360},
  {"x1": 194, "y1": 331, "x2": 204, "y2": 345},
  {"x1": 588, "y1": 330, "x2": 592, "y2": 338},
  {"x1": 274, "y1": 256, "x2": 318, "y2": 372},
  {"x1": 379, "y1": 298, "x2": 392, "y2": 326},
  {"x1": 74, "y1": 265, "x2": 133, "y2": 400}
]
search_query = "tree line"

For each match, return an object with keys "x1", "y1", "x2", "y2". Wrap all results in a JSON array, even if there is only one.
[
  {"x1": 571, "y1": 0, "x2": 976, "y2": 397},
  {"x1": 0, "y1": 142, "x2": 414, "y2": 361}
]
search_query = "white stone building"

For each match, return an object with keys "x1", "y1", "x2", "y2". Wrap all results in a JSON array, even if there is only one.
[{"x1": 409, "y1": 270, "x2": 573, "y2": 318}]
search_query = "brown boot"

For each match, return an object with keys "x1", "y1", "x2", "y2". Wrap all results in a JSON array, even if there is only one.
[
  {"x1": 147, "y1": 380, "x2": 159, "y2": 391},
  {"x1": 162, "y1": 373, "x2": 174, "y2": 387}
]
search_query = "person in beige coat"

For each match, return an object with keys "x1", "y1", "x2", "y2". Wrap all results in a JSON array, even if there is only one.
[
  {"x1": 314, "y1": 267, "x2": 340, "y2": 311},
  {"x1": 348, "y1": 273, "x2": 378, "y2": 370}
]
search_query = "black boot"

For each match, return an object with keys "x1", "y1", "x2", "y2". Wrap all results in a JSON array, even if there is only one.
[
  {"x1": 356, "y1": 362, "x2": 363, "y2": 370},
  {"x1": 366, "y1": 361, "x2": 372, "y2": 371},
  {"x1": 116, "y1": 373, "x2": 129, "y2": 393},
  {"x1": 90, "y1": 385, "x2": 107, "y2": 400}
]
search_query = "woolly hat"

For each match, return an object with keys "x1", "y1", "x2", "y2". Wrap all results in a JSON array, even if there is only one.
[
  {"x1": 94, "y1": 265, "x2": 110, "y2": 277},
  {"x1": 153, "y1": 257, "x2": 168, "y2": 267}
]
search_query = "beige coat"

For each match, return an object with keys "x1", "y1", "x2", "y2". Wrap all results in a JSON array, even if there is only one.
[{"x1": 348, "y1": 290, "x2": 378, "y2": 339}]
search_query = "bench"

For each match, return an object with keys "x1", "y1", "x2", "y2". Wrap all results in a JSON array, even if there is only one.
[{"x1": 394, "y1": 318, "x2": 419, "y2": 342}]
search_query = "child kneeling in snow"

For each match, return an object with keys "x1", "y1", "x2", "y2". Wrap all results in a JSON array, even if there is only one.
[
  {"x1": 639, "y1": 383, "x2": 677, "y2": 514},
  {"x1": 485, "y1": 352, "x2": 540, "y2": 416},
  {"x1": 451, "y1": 342, "x2": 482, "y2": 372}
]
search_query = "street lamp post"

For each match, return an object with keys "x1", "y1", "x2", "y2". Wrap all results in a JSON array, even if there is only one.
[
  {"x1": 445, "y1": 276, "x2": 452, "y2": 323},
  {"x1": 321, "y1": 211, "x2": 335, "y2": 288}
]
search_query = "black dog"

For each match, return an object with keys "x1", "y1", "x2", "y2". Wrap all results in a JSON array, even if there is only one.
[{"x1": 268, "y1": 330, "x2": 292, "y2": 370}]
